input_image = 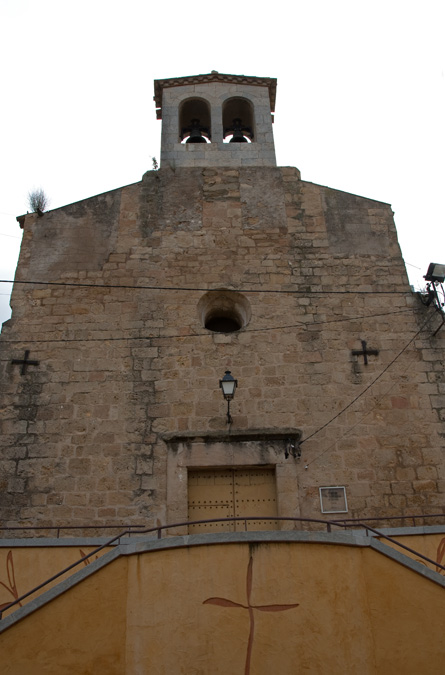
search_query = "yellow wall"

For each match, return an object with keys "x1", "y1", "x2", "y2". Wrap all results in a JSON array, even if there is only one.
[
  {"x1": 0, "y1": 546, "x2": 110, "y2": 617},
  {"x1": 380, "y1": 533, "x2": 445, "y2": 575},
  {"x1": 1, "y1": 558, "x2": 127, "y2": 675},
  {"x1": 364, "y1": 549, "x2": 444, "y2": 673},
  {"x1": 1, "y1": 541, "x2": 444, "y2": 674}
]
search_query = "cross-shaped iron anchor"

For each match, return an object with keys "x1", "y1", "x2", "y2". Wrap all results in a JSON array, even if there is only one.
[
  {"x1": 351, "y1": 340, "x2": 379, "y2": 365},
  {"x1": 11, "y1": 350, "x2": 40, "y2": 375}
]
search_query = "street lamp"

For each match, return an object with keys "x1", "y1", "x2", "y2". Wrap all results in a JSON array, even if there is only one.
[{"x1": 219, "y1": 370, "x2": 237, "y2": 424}]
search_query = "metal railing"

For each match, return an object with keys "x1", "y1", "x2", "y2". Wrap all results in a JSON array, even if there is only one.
[
  {"x1": 332, "y1": 513, "x2": 445, "y2": 529},
  {"x1": 0, "y1": 524, "x2": 146, "y2": 539},
  {"x1": 1, "y1": 512, "x2": 443, "y2": 539},
  {"x1": 0, "y1": 514, "x2": 444, "y2": 619}
]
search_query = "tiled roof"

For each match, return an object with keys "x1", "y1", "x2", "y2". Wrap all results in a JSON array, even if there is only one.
[{"x1": 153, "y1": 72, "x2": 277, "y2": 119}]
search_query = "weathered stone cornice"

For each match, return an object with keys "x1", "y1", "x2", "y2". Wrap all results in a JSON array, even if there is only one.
[
  {"x1": 154, "y1": 72, "x2": 277, "y2": 118},
  {"x1": 161, "y1": 428, "x2": 302, "y2": 444}
]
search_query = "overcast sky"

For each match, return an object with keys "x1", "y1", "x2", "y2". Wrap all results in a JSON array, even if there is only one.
[{"x1": 1, "y1": 0, "x2": 444, "y2": 328}]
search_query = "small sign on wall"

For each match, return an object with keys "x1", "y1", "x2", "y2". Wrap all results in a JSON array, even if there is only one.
[{"x1": 319, "y1": 486, "x2": 348, "y2": 514}]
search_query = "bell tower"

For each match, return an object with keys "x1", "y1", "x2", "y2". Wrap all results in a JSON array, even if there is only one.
[{"x1": 154, "y1": 71, "x2": 277, "y2": 168}]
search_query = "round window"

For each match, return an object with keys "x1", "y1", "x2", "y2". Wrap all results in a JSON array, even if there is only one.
[{"x1": 198, "y1": 290, "x2": 251, "y2": 334}]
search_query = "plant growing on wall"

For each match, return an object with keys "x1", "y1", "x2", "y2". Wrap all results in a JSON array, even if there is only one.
[{"x1": 27, "y1": 188, "x2": 49, "y2": 214}]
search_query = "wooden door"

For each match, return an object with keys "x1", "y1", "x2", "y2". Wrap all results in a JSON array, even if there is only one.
[{"x1": 188, "y1": 468, "x2": 277, "y2": 533}]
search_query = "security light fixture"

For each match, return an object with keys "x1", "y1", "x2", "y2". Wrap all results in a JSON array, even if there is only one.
[
  {"x1": 219, "y1": 370, "x2": 237, "y2": 424},
  {"x1": 422, "y1": 262, "x2": 445, "y2": 336},
  {"x1": 424, "y1": 263, "x2": 445, "y2": 283}
]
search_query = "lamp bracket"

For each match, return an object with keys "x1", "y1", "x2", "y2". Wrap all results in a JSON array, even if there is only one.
[{"x1": 284, "y1": 438, "x2": 301, "y2": 460}]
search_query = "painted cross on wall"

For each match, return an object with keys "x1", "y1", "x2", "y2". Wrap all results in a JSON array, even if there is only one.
[{"x1": 203, "y1": 556, "x2": 299, "y2": 675}]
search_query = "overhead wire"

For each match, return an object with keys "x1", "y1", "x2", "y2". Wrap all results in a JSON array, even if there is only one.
[
  {"x1": 1, "y1": 286, "x2": 439, "y2": 471},
  {"x1": 0, "y1": 308, "x2": 416, "y2": 346},
  {"x1": 300, "y1": 311, "x2": 438, "y2": 466},
  {"x1": 302, "y1": 348, "x2": 420, "y2": 470},
  {"x1": 0, "y1": 278, "x2": 413, "y2": 296}
]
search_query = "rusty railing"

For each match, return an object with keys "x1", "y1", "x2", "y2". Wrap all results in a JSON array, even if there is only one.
[{"x1": 0, "y1": 514, "x2": 444, "y2": 619}]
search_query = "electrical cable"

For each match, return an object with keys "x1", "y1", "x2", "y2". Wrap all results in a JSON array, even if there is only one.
[
  {"x1": 1, "y1": 301, "x2": 439, "y2": 474},
  {"x1": 0, "y1": 278, "x2": 413, "y2": 296},
  {"x1": 303, "y1": 346, "x2": 421, "y2": 470},
  {"x1": 300, "y1": 311, "x2": 438, "y2": 466},
  {"x1": 0, "y1": 308, "x2": 415, "y2": 346}
]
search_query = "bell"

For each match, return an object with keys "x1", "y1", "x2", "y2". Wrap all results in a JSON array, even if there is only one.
[
  {"x1": 186, "y1": 119, "x2": 207, "y2": 144},
  {"x1": 229, "y1": 118, "x2": 248, "y2": 143}
]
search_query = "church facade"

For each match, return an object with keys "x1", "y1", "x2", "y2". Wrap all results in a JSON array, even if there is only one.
[
  {"x1": 0, "y1": 72, "x2": 444, "y2": 672},
  {"x1": 1, "y1": 71, "x2": 443, "y2": 531}
]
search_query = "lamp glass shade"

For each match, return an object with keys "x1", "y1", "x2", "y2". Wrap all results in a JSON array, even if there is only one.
[{"x1": 220, "y1": 371, "x2": 237, "y2": 399}]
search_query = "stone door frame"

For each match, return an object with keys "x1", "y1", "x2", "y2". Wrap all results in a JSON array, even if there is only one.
[{"x1": 162, "y1": 428, "x2": 302, "y2": 532}]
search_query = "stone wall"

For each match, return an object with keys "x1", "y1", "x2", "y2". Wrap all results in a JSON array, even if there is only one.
[{"x1": 0, "y1": 166, "x2": 444, "y2": 531}]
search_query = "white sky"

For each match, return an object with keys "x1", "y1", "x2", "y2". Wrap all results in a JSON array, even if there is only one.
[{"x1": 1, "y1": 0, "x2": 444, "y2": 327}]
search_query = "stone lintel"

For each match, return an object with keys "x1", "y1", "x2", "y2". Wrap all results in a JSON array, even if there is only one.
[{"x1": 161, "y1": 428, "x2": 302, "y2": 445}]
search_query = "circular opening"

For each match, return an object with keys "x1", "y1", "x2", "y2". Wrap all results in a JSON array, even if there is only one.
[
  {"x1": 206, "y1": 315, "x2": 242, "y2": 333},
  {"x1": 198, "y1": 290, "x2": 251, "y2": 334}
]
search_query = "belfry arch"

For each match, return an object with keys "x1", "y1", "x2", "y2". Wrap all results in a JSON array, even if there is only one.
[
  {"x1": 222, "y1": 97, "x2": 254, "y2": 143},
  {"x1": 179, "y1": 97, "x2": 211, "y2": 143}
]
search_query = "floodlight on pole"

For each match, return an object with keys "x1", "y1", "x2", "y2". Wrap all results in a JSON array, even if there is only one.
[
  {"x1": 424, "y1": 263, "x2": 445, "y2": 284},
  {"x1": 423, "y1": 262, "x2": 445, "y2": 336}
]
